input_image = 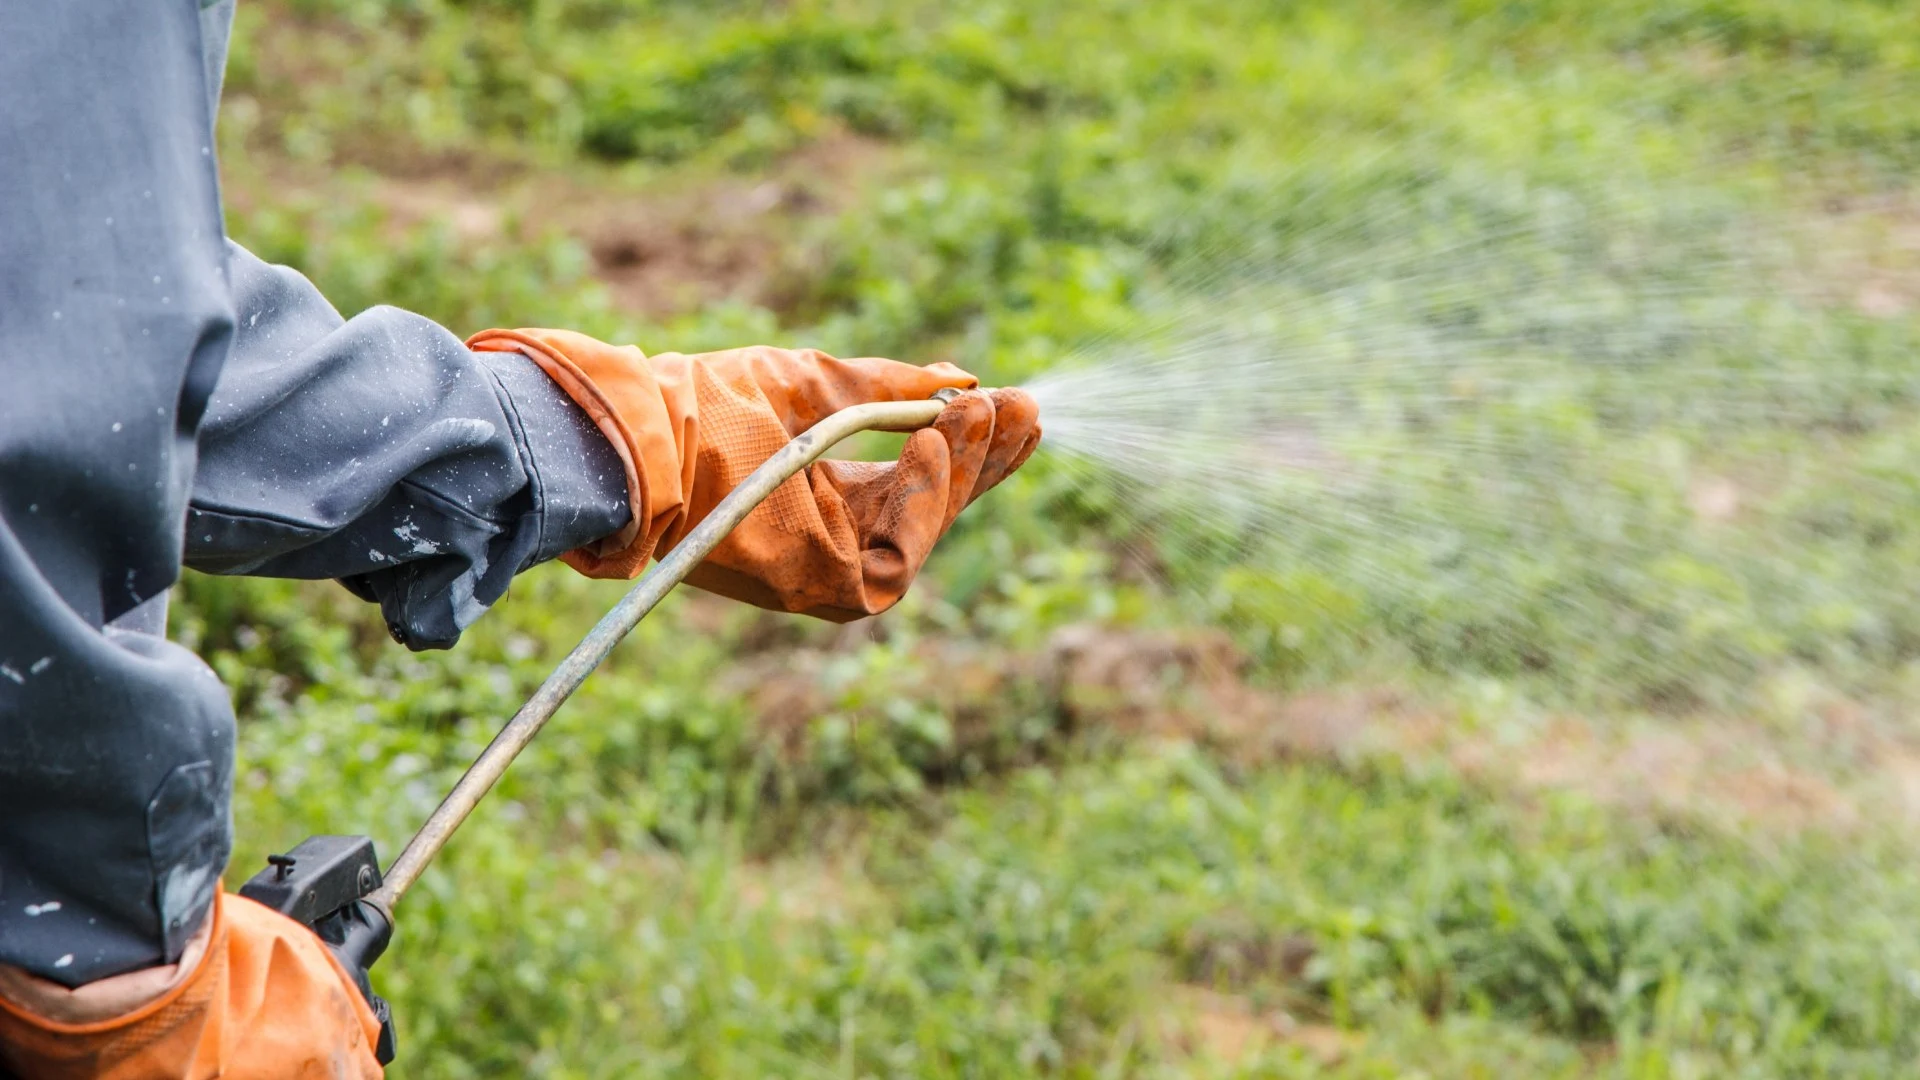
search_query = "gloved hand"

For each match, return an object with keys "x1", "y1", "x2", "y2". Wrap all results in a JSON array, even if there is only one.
[
  {"x1": 470, "y1": 329, "x2": 1041, "y2": 620},
  {"x1": 0, "y1": 892, "x2": 385, "y2": 1079}
]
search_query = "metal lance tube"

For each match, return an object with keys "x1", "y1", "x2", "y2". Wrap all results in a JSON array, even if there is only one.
[{"x1": 370, "y1": 393, "x2": 954, "y2": 910}]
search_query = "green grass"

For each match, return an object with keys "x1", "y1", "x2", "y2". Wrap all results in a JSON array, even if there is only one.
[
  {"x1": 186, "y1": 0, "x2": 1920, "y2": 1075},
  {"x1": 203, "y1": 561, "x2": 1920, "y2": 1076}
]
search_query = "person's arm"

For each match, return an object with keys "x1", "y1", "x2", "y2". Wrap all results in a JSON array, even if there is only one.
[
  {"x1": 0, "y1": 3, "x2": 397, "y2": 1076},
  {"x1": 1, "y1": 0, "x2": 243, "y2": 991},
  {"x1": 186, "y1": 248, "x2": 1042, "y2": 639},
  {"x1": 186, "y1": 244, "x2": 630, "y2": 650}
]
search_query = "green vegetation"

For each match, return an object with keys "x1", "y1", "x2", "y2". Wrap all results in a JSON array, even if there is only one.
[{"x1": 193, "y1": 1, "x2": 1920, "y2": 1075}]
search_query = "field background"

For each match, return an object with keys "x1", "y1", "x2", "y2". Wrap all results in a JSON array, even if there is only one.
[{"x1": 188, "y1": 1, "x2": 1920, "y2": 1076}]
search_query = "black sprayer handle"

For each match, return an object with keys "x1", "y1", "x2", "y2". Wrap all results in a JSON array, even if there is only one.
[{"x1": 238, "y1": 836, "x2": 397, "y2": 1065}]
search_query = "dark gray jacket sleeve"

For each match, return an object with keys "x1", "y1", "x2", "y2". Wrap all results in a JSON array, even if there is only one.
[
  {"x1": 0, "y1": 0, "x2": 626, "y2": 989},
  {"x1": 1, "y1": 0, "x2": 246, "y2": 987},
  {"x1": 188, "y1": 245, "x2": 630, "y2": 650}
]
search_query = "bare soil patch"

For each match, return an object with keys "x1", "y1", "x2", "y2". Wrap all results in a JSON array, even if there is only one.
[
  {"x1": 720, "y1": 616, "x2": 1920, "y2": 836},
  {"x1": 231, "y1": 129, "x2": 898, "y2": 322},
  {"x1": 1162, "y1": 985, "x2": 1357, "y2": 1067},
  {"x1": 1787, "y1": 188, "x2": 1920, "y2": 320}
]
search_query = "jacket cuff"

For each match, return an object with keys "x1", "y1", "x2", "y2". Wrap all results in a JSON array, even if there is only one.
[
  {"x1": 476, "y1": 348, "x2": 633, "y2": 569},
  {"x1": 468, "y1": 328, "x2": 694, "y2": 580}
]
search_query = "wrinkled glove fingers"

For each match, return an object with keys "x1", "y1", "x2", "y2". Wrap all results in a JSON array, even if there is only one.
[
  {"x1": 967, "y1": 387, "x2": 1042, "y2": 504},
  {"x1": 929, "y1": 391, "x2": 997, "y2": 532},
  {"x1": 860, "y1": 428, "x2": 954, "y2": 606},
  {"x1": 816, "y1": 390, "x2": 993, "y2": 534},
  {"x1": 814, "y1": 458, "x2": 893, "y2": 531},
  {"x1": 706, "y1": 347, "x2": 978, "y2": 436}
]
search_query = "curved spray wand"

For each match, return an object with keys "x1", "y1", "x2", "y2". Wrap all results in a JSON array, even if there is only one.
[
  {"x1": 378, "y1": 389, "x2": 958, "y2": 907},
  {"x1": 237, "y1": 390, "x2": 962, "y2": 1058}
]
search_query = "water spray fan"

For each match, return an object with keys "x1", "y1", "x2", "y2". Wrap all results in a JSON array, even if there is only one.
[{"x1": 237, "y1": 388, "x2": 969, "y2": 1058}]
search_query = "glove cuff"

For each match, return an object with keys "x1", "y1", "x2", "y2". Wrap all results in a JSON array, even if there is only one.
[
  {"x1": 469, "y1": 328, "x2": 695, "y2": 579},
  {"x1": 0, "y1": 892, "x2": 384, "y2": 1079}
]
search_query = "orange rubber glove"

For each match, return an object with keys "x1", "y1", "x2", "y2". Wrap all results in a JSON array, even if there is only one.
[
  {"x1": 0, "y1": 892, "x2": 384, "y2": 1080},
  {"x1": 470, "y1": 329, "x2": 1041, "y2": 620}
]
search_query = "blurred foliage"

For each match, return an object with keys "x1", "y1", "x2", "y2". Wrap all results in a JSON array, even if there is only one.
[{"x1": 187, "y1": 0, "x2": 1920, "y2": 1075}]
